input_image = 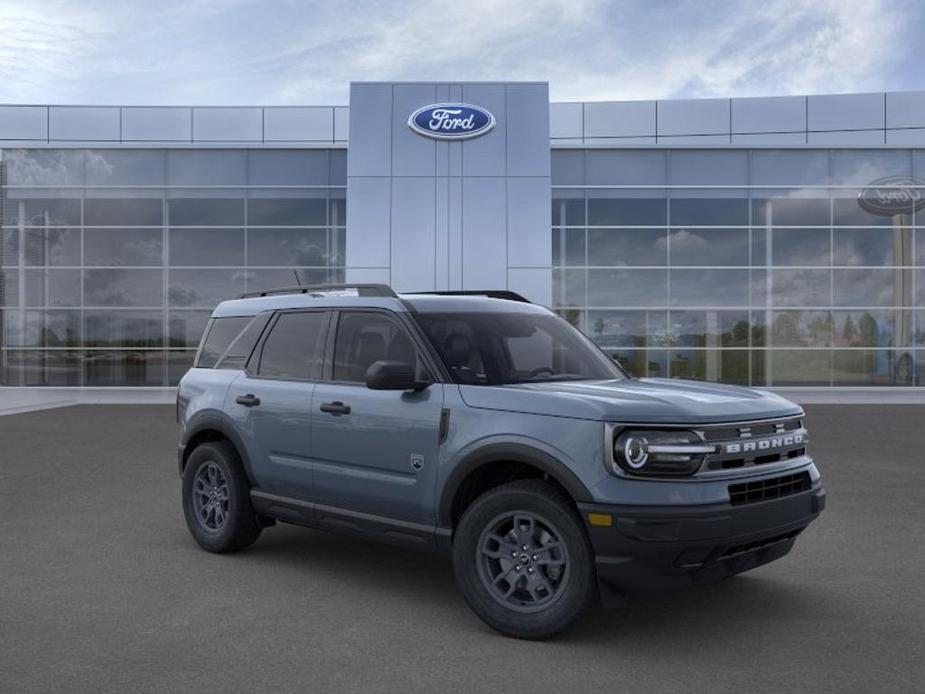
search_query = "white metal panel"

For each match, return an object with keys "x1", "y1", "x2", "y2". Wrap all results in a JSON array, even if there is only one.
[
  {"x1": 263, "y1": 107, "x2": 333, "y2": 141},
  {"x1": 334, "y1": 107, "x2": 349, "y2": 141},
  {"x1": 886, "y1": 128, "x2": 925, "y2": 145},
  {"x1": 584, "y1": 100, "x2": 656, "y2": 138},
  {"x1": 0, "y1": 106, "x2": 47, "y2": 140},
  {"x1": 461, "y1": 177, "x2": 507, "y2": 289},
  {"x1": 122, "y1": 107, "x2": 191, "y2": 141},
  {"x1": 507, "y1": 177, "x2": 551, "y2": 267},
  {"x1": 508, "y1": 268, "x2": 552, "y2": 307},
  {"x1": 192, "y1": 107, "x2": 262, "y2": 141},
  {"x1": 460, "y1": 83, "x2": 506, "y2": 176},
  {"x1": 658, "y1": 134, "x2": 730, "y2": 145},
  {"x1": 506, "y1": 83, "x2": 550, "y2": 177},
  {"x1": 807, "y1": 93, "x2": 884, "y2": 131},
  {"x1": 390, "y1": 177, "x2": 436, "y2": 292},
  {"x1": 550, "y1": 102, "x2": 582, "y2": 139},
  {"x1": 49, "y1": 107, "x2": 120, "y2": 141},
  {"x1": 345, "y1": 177, "x2": 391, "y2": 268},
  {"x1": 807, "y1": 130, "x2": 885, "y2": 145},
  {"x1": 657, "y1": 98, "x2": 730, "y2": 136},
  {"x1": 347, "y1": 84, "x2": 392, "y2": 176},
  {"x1": 886, "y1": 91, "x2": 925, "y2": 129},
  {"x1": 732, "y1": 132, "x2": 806, "y2": 144},
  {"x1": 391, "y1": 84, "x2": 436, "y2": 177},
  {"x1": 731, "y1": 95, "x2": 805, "y2": 133},
  {"x1": 346, "y1": 268, "x2": 391, "y2": 284}
]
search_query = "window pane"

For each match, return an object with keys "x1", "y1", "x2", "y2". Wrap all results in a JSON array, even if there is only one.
[
  {"x1": 247, "y1": 229, "x2": 330, "y2": 266},
  {"x1": 23, "y1": 309, "x2": 80, "y2": 347},
  {"x1": 259, "y1": 311, "x2": 328, "y2": 380},
  {"x1": 24, "y1": 269, "x2": 81, "y2": 307},
  {"x1": 588, "y1": 229, "x2": 666, "y2": 266},
  {"x1": 168, "y1": 311, "x2": 211, "y2": 348},
  {"x1": 168, "y1": 269, "x2": 246, "y2": 308},
  {"x1": 197, "y1": 316, "x2": 252, "y2": 368},
  {"x1": 586, "y1": 310, "x2": 668, "y2": 347},
  {"x1": 168, "y1": 198, "x2": 244, "y2": 226},
  {"x1": 551, "y1": 197, "x2": 586, "y2": 226},
  {"x1": 832, "y1": 310, "x2": 911, "y2": 348},
  {"x1": 84, "y1": 228, "x2": 163, "y2": 266},
  {"x1": 1, "y1": 350, "x2": 82, "y2": 386},
  {"x1": 830, "y1": 150, "x2": 912, "y2": 185},
  {"x1": 670, "y1": 270, "x2": 749, "y2": 307},
  {"x1": 749, "y1": 150, "x2": 829, "y2": 186},
  {"x1": 552, "y1": 269, "x2": 586, "y2": 307},
  {"x1": 771, "y1": 269, "x2": 830, "y2": 307},
  {"x1": 751, "y1": 197, "x2": 830, "y2": 226},
  {"x1": 166, "y1": 150, "x2": 246, "y2": 185},
  {"x1": 23, "y1": 227, "x2": 81, "y2": 266},
  {"x1": 833, "y1": 268, "x2": 901, "y2": 307},
  {"x1": 770, "y1": 310, "x2": 833, "y2": 347},
  {"x1": 168, "y1": 228, "x2": 245, "y2": 266},
  {"x1": 670, "y1": 349, "x2": 749, "y2": 385},
  {"x1": 588, "y1": 197, "x2": 667, "y2": 226},
  {"x1": 832, "y1": 350, "x2": 911, "y2": 386},
  {"x1": 588, "y1": 269, "x2": 667, "y2": 307},
  {"x1": 833, "y1": 197, "x2": 898, "y2": 226},
  {"x1": 85, "y1": 150, "x2": 165, "y2": 185},
  {"x1": 768, "y1": 349, "x2": 831, "y2": 385},
  {"x1": 247, "y1": 198, "x2": 326, "y2": 226},
  {"x1": 5, "y1": 150, "x2": 84, "y2": 186},
  {"x1": 668, "y1": 229, "x2": 748, "y2": 266},
  {"x1": 217, "y1": 312, "x2": 271, "y2": 369},
  {"x1": 84, "y1": 269, "x2": 163, "y2": 307},
  {"x1": 84, "y1": 198, "x2": 163, "y2": 226},
  {"x1": 770, "y1": 229, "x2": 831, "y2": 266},
  {"x1": 833, "y1": 228, "x2": 907, "y2": 266},
  {"x1": 670, "y1": 198, "x2": 749, "y2": 226},
  {"x1": 1, "y1": 228, "x2": 19, "y2": 266},
  {"x1": 333, "y1": 312, "x2": 418, "y2": 382},
  {"x1": 168, "y1": 351, "x2": 197, "y2": 386},
  {"x1": 8, "y1": 197, "x2": 81, "y2": 226},
  {"x1": 84, "y1": 310, "x2": 164, "y2": 347},
  {"x1": 248, "y1": 150, "x2": 330, "y2": 185},
  {"x1": 669, "y1": 310, "x2": 750, "y2": 347},
  {"x1": 84, "y1": 351, "x2": 165, "y2": 386}
]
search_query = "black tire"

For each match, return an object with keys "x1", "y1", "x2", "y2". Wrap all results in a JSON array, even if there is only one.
[
  {"x1": 182, "y1": 441, "x2": 261, "y2": 553},
  {"x1": 452, "y1": 479, "x2": 596, "y2": 640}
]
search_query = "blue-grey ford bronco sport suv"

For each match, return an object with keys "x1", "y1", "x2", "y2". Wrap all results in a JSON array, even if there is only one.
[{"x1": 177, "y1": 283, "x2": 825, "y2": 639}]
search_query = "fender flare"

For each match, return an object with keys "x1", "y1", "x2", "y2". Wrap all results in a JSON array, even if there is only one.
[
  {"x1": 437, "y1": 442, "x2": 594, "y2": 527},
  {"x1": 180, "y1": 411, "x2": 257, "y2": 486}
]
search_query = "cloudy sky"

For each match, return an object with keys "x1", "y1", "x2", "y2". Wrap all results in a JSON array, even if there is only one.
[{"x1": 0, "y1": 0, "x2": 923, "y2": 105}]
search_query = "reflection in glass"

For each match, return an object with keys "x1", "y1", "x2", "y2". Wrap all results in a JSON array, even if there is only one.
[
  {"x1": 24, "y1": 227, "x2": 81, "y2": 266},
  {"x1": 588, "y1": 197, "x2": 666, "y2": 226},
  {"x1": 247, "y1": 198, "x2": 326, "y2": 226},
  {"x1": 84, "y1": 310, "x2": 163, "y2": 347},
  {"x1": 832, "y1": 350, "x2": 911, "y2": 386},
  {"x1": 670, "y1": 198, "x2": 748, "y2": 226},
  {"x1": 751, "y1": 197, "x2": 829, "y2": 226},
  {"x1": 83, "y1": 351, "x2": 165, "y2": 386},
  {"x1": 771, "y1": 310, "x2": 833, "y2": 347},
  {"x1": 771, "y1": 269, "x2": 831, "y2": 307},
  {"x1": 84, "y1": 198, "x2": 163, "y2": 226},
  {"x1": 24, "y1": 269, "x2": 81, "y2": 307},
  {"x1": 669, "y1": 350, "x2": 748, "y2": 385},
  {"x1": 669, "y1": 270, "x2": 749, "y2": 307},
  {"x1": 588, "y1": 269, "x2": 666, "y2": 307},
  {"x1": 168, "y1": 269, "x2": 246, "y2": 308},
  {"x1": 168, "y1": 311, "x2": 211, "y2": 348},
  {"x1": 551, "y1": 197, "x2": 586, "y2": 226},
  {"x1": 84, "y1": 228, "x2": 163, "y2": 266},
  {"x1": 84, "y1": 269, "x2": 163, "y2": 307},
  {"x1": 769, "y1": 229, "x2": 830, "y2": 266},
  {"x1": 168, "y1": 228, "x2": 245, "y2": 266},
  {"x1": 833, "y1": 228, "x2": 910, "y2": 266},
  {"x1": 833, "y1": 268, "x2": 900, "y2": 307},
  {"x1": 668, "y1": 229, "x2": 748, "y2": 266},
  {"x1": 23, "y1": 310, "x2": 80, "y2": 347},
  {"x1": 669, "y1": 311, "x2": 750, "y2": 347},
  {"x1": 247, "y1": 229, "x2": 331, "y2": 266},
  {"x1": 586, "y1": 310, "x2": 668, "y2": 347},
  {"x1": 588, "y1": 229, "x2": 665, "y2": 266},
  {"x1": 168, "y1": 198, "x2": 244, "y2": 226},
  {"x1": 553, "y1": 269, "x2": 586, "y2": 307}
]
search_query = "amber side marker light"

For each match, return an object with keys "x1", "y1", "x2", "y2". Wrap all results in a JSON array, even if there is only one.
[{"x1": 588, "y1": 513, "x2": 613, "y2": 527}]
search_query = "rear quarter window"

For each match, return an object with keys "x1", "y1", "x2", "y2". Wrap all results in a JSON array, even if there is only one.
[{"x1": 196, "y1": 314, "x2": 269, "y2": 369}]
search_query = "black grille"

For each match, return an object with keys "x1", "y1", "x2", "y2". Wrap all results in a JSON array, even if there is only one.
[{"x1": 728, "y1": 471, "x2": 811, "y2": 506}]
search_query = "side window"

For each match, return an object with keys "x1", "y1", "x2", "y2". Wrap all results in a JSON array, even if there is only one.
[
  {"x1": 196, "y1": 316, "x2": 252, "y2": 368},
  {"x1": 256, "y1": 311, "x2": 328, "y2": 381},
  {"x1": 216, "y1": 312, "x2": 271, "y2": 369},
  {"x1": 333, "y1": 312, "x2": 423, "y2": 383}
]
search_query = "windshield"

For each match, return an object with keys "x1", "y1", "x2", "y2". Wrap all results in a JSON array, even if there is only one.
[{"x1": 415, "y1": 311, "x2": 626, "y2": 385}]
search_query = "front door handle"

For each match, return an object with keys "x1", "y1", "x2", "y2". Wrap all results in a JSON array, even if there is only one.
[
  {"x1": 235, "y1": 394, "x2": 261, "y2": 407},
  {"x1": 319, "y1": 401, "x2": 351, "y2": 415}
]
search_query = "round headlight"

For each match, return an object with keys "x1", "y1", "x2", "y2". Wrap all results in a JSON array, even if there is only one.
[{"x1": 621, "y1": 435, "x2": 649, "y2": 469}]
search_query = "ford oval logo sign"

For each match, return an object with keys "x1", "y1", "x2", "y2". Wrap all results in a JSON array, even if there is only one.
[
  {"x1": 858, "y1": 176, "x2": 925, "y2": 216},
  {"x1": 408, "y1": 103, "x2": 495, "y2": 140}
]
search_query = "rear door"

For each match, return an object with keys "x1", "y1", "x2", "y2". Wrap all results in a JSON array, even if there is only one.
[
  {"x1": 225, "y1": 309, "x2": 330, "y2": 500},
  {"x1": 310, "y1": 310, "x2": 444, "y2": 529}
]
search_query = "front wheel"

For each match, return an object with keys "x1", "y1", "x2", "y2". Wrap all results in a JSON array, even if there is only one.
[
  {"x1": 452, "y1": 480, "x2": 596, "y2": 639},
  {"x1": 181, "y1": 441, "x2": 261, "y2": 553}
]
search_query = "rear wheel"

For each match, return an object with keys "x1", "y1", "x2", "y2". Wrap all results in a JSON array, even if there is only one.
[
  {"x1": 182, "y1": 441, "x2": 261, "y2": 553},
  {"x1": 452, "y1": 480, "x2": 595, "y2": 639}
]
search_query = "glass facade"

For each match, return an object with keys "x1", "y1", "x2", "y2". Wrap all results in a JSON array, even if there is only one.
[
  {"x1": 0, "y1": 148, "x2": 346, "y2": 386},
  {"x1": 552, "y1": 148, "x2": 925, "y2": 387}
]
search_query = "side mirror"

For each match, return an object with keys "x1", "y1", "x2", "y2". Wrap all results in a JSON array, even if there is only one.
[{"x1": 365, "y1": 360, "x2": 431, "y2": 391}]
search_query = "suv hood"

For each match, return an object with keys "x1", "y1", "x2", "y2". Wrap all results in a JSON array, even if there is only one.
[{"x1": 458, "y1": 378, "x2": 802, "y2": 424}]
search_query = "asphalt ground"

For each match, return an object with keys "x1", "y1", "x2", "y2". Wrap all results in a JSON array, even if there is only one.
[{"x1": 1, "y1": 404, "x2": 923, "y2": 693}]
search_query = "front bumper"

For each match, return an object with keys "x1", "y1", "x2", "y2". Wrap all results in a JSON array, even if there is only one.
[{"x1": 578, "y1": 482, "x2": 825, "y2": 601}]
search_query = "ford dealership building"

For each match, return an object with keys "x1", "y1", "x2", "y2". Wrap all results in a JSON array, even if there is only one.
[{"x1": 1, "y1": 81, "x2": 924, "y2": 398}]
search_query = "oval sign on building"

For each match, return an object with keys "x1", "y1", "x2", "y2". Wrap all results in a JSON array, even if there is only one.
[
  {"x1": 857, "y1": 176, "x2": 925, "y2": 216},
  {"x1": 408, "y1": 103, "x2": 495, "y2": 140}
]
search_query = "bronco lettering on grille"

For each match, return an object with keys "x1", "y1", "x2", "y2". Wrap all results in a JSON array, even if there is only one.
[{"x1": 725, "y1": 433, "x2": 804, "y2": 455}]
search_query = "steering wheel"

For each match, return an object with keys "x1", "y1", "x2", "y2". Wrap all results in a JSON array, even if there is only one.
[{"x1": 528, "y1": 366, "x2": 556, "y2": 378}]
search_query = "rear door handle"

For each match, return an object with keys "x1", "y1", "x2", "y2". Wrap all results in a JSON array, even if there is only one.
[
  {"x1": 319, "y1": 401, "x2": 351, "y2": 415},
  {"x1": 235, "y1": 394, "x2": 261, "y2": 407}
]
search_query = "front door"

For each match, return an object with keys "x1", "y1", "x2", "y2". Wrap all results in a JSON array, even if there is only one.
[{"x1": 311, "y1": 310, "x2": 444, "y2": 527}]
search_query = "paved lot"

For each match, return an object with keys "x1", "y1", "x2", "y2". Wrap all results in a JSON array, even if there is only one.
[{"x1": 1, "y1": 404, "x2": 924, "y2": 694}]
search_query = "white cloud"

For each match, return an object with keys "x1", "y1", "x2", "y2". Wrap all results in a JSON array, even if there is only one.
[{"x1": 0, "y1": 0, "x2": 918, "y2": 105}]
